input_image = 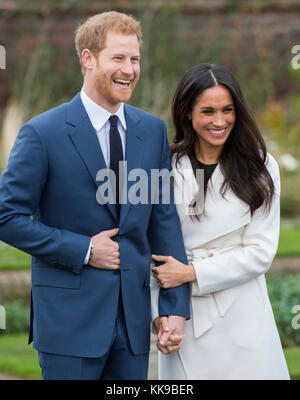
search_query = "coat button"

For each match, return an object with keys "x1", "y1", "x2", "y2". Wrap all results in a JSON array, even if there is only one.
[{"x1": 113, "y1": 270, "x2": 120, "y2": 275}]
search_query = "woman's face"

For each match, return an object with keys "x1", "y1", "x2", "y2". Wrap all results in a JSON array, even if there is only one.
[{"x1": 189, "y1": 85, "x2": 236, "y2": 155}]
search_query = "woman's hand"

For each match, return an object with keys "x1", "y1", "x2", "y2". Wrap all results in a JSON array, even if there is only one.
[{"x1": 152, "y1": 255, "x2": 196, "y2": 289}]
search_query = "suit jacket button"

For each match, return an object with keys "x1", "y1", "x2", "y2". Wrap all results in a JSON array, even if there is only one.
[{"x1": 113, "y1": 270, "x2": 120, "y2": 275}]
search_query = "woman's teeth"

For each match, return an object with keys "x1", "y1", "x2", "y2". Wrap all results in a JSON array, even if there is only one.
[{"x1": 207, "y1": 128, "x2": 226, "y2": 136}]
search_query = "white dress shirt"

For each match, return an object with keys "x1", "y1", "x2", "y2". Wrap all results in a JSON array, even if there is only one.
[
  {"x1": 80, "y1": 88, "x2": 127, "y2": 264},
  {"x1": 80, "y1": 88, "x2": 126, "y2": 166}
]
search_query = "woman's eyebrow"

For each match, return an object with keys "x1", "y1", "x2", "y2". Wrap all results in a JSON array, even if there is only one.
[{"x1": 199, "y1": 104, "x2": 234, "y2": 110}]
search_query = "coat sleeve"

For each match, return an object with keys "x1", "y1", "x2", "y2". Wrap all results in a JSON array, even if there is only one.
[
  {"x1": 0, "y1": 122, "x2": 90, "y2": 274},
  {"x1": 191, "y1": 154, "x2": 281, "y2": 296},
  {"x1": 147, "y1": 120, "x2": 190, "y2": 319}
]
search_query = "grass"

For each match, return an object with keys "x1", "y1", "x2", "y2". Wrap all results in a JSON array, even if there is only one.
[
  {"x1": 0, "y1": 333, "x2": 299, "y2": 380},
  {"x1": 0, "y1": 244, "x2": 30, "y2": 271},
  {"x1": 0, "y1": 334, "x2": 41, "y2": 379},
  {"x1": 277, "y1": 229, "x2": 300, "y2": 257},
  {"x1": 284, "y1": 347, "x2": 300, "y2": 380}
]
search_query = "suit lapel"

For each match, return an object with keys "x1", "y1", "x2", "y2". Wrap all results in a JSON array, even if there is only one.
[
  {"x1": 66, "y1": 93, "x2": 118, "y2": 222},
  {"x1": 119, "y1": 104, "x2": 145, "y2": 228}
]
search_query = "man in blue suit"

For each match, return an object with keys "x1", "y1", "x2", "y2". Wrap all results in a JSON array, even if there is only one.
[{"x1": 0, "y1": 11, "x2": 190, "y2": 379}]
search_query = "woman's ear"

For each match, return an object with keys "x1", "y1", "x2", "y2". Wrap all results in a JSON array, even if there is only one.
[{"x1": 187, "y1": 113, "x2": 192, "y2": 121}]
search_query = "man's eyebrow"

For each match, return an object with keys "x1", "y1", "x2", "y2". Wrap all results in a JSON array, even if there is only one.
[{"x1": 111, "y1": 53, "x2": 140, "y2": 58}]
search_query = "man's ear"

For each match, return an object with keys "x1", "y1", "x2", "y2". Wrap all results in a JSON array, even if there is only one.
[{"x1": 81, "y1": 49, "x2": 96, "y2": 72}]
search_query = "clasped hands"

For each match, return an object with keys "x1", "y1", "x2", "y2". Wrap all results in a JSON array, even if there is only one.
[
  {"x1": 151, "y1": 255, "x2": 193, "y2": 354},
  {"x1": 153, "y1": 315, "x2": 185, "y2": 355}
]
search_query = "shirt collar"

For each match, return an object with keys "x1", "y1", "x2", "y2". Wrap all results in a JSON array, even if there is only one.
[{"x1": 80, "y1": 88, "x2": 126, "y2": 131}]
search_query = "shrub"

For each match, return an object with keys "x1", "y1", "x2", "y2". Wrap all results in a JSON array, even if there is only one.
[
  {"x1": 0, "y1": 300, "x2": 30, "y2": 335},
  {"x1": 267, "y1": 273, "x2": 300, "y2": 347}
]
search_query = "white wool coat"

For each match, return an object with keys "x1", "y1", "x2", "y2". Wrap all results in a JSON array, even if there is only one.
[{"x1": 151, "y1": 153, "x2": 290, "y2": 380}]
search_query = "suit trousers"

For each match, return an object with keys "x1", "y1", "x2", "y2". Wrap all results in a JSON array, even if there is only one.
[{"x1": 38, "y1": 289, "x2": 149, "y2": 380}]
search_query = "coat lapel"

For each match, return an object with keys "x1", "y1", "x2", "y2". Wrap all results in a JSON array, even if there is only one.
[
  {"x1": 66, "y1": 93, "x2": 118, "y2": 222},
  {"x1": 174, "y1": 155, "x2": 251, "y2": 248},
  {"x1": 119, "y1": 105, "x2": 145, "y2": 227}
]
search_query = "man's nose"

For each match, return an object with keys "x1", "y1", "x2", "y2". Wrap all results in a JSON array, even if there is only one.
[{"x1": 120, "y1": 60, "x2": 134, "y2": 75}]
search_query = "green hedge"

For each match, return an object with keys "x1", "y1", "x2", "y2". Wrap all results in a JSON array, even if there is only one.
[
  {"x1": 267, "y1": 273, "x2": 300, "y2": 347},
  {"x1": 0, "y1": 300, "x2": 30, "y2": 335}
]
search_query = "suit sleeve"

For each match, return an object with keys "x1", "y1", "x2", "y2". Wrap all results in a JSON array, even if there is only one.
[
  {"x1": 147, "y1": 120, "x2": 190, "y2": 319},
  {"x1": 191, "y1": 155, "x2": 281, "y2": 296},
  {"x1": 0, "y1": 123, "x2": 90, "y2": 274}
]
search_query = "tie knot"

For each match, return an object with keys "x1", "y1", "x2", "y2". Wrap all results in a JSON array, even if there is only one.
[{"x1": 109, "y1": 115, "x2": 119, "y2": 128}]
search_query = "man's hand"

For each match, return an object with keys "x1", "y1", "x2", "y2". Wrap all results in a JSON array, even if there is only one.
[
  {"x1": 89, "y1": 228, "x2": 120, "y2": 270},
  {"x1": 154, "y1": 316, "x2": 185, "y2": 355}
]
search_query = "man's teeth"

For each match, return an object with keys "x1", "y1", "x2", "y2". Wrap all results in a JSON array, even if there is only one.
[
  {"x1": 208, "y1": 128, "x2": 226, "y2": 135},
  {"x1": 114, "y1": 79, "x2": 131, "y2": 84}
]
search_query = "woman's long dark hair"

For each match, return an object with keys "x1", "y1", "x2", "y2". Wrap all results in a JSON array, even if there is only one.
[{"x1": 171, "y1": 63, "x2": 275, "y2": 216}]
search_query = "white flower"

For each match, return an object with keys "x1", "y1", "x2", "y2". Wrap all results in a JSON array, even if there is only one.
[{"x1": 278, "y1": 154, "x2": 299, "y2": 171}]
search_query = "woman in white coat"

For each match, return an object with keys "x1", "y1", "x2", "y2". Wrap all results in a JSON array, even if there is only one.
[{"x1": 151, "y1": 63, "x2": 290, "y2": 380}]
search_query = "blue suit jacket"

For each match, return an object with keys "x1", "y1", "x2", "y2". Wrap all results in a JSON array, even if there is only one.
[{"x1": 0, "y1": 93, "x2": 190, "y2": 358}]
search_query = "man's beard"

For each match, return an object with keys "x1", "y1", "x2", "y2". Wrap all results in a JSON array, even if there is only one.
[{"x1": 94, "y1": 71, "x2": 136, "y2": 105}]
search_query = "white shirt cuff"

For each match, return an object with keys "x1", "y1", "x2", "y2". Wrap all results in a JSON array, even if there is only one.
[{"x1": 84, "y1": 240, "x2": 92, "y2": 265}]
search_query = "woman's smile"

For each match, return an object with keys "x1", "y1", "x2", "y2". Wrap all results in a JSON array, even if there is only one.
[{"x1": 206, "y1": 127, "x2": 228, "y2": 137}]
